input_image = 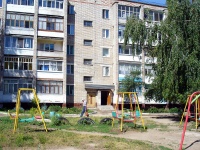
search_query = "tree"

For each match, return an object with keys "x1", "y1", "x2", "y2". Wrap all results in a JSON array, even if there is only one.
[
  {"x1": 119, "y1": 71, "x2": 143, "y2": 92},
  {"x1": 124, "y1": 0, "x2": 200, "y2": 104}
]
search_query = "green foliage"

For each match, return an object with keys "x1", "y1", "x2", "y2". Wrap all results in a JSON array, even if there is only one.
[
  {"x1": 120, "y1": 70, "x2": 143, "y2": 92},
  {"x1": 51, "y1": 116, "x2": 62, "y2": 126},
  {"x1": 125, "y1": 0, "x2": 200, "y2": 103},
  {"x1": 47, "y1": 105, "x2": 62, "y2": 113},
  {"x1": 62, "y1": 107, "x2": 82, "y2": 114}
]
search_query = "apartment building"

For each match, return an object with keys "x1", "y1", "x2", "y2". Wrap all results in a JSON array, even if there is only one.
[{"x1": 0, "y1": 0, "x2": 166, "y2": 108}]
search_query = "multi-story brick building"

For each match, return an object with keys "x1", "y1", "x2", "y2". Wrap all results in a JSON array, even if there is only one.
[{"x1": 0, "y1": 0, "x2": 166, "y2": 108}]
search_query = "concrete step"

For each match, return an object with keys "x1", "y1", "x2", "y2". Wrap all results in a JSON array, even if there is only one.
[{"x1": 97, "y1": 105, "x2": 114, "y2": 111}]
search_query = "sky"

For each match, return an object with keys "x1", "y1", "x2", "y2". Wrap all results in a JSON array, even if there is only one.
[{"x1": 129, "y1": 0, "x2": 167, "y2": 7}]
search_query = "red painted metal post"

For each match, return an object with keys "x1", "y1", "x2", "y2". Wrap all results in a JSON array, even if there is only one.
[{"x1": 179, "y1": 91, "x2": 200, "y2": 150}]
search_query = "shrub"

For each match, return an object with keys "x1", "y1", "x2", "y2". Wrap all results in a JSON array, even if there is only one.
[
  {"x1": 169, "y1": 107, "x2": 180, "y2": 113},
  {"x1": 51, "y1": 116, "x2": 62, "y2": 126},
  {"x1": 47, "y1": 105, "x2": 62, "y2": 113}
]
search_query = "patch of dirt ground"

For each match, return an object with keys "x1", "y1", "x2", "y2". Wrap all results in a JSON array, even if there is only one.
[
  {"x1": 1, "y1": 112, "x2": 200, "y2": 150},
  {"x1": 63, "y1": 115, "x2": 200, "y2": 150}
]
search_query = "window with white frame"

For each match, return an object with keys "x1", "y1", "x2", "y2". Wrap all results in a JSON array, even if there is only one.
[
  {"x1": 39, "y1": 43, "x2": 54, "y2": 51},
  {"x1": 38, "y1": 17, "x2": 63, "y2": 31},
  {"x1": 67, "y1": 64, "x2": 74, "y2": 74},
  {"x1": 4, "y1": 57, "x2": 32, "y2": 70},
  {"x1": 102, "y1": 29, "x2": 109, "y2": 38},
  {"x1": 83, "y1": 59, "x2": 92, "y2": 65},
  {"x1": 37, "y1": 80, "x2": 63, "y2": 94},
  {"x1": 102, "y1": 9, "x2": 109, "y2": 19},
  {"x1": 67, "y1": 45, "x2": 74, "y2": 55},
  {"x1": 84, "y1": 40, "x2": 92, "y2": 46},
  {"x1": 5, "y1": 36, "x2": 33, "y2": 48},
  {"x1": 4, "y1": 79, "x2": 33, "y2": 94},
  {"x1": 67, "y1": 85, "x2": 74, "y2": 95},
  {"x1": 7, "y1": 0, "x2": 34, "y2": 6},
  {"x1": 102, "y1": 48, "x2": 109, "y2": 57},
  {"x1": 6, "y1": 13, "x2": 34, "y2": 28},
  {"x1": 118, "y1": 25, "x2": 125, "y2": 37},
  {"x1": 39, "y1": 0, "x2": 63, "y2": 9},
  {"x1": 84, "y1": 20, "x2": 92, "y2": 27},
  {"x1": 68, "y1": 5, "x2": 75, "y2": 14},
  {"x1": 83, "y1": 76, "x2": 92, "y2": 81},
  {"x1": 67, "y1": 24, "x2": 75, "y2": 35},
  {"x1": 37, "y1": 60, "x2": 62, "y2": 71},
  {"x1": 103, "y1": 66, "x2": 110, "y2": 76},
  {"x1": 118, "y1": 45, "x2": 132, "y2": 55},
  {"x1": 118, "y1": 5, "x2": 140, "y2": 19},
  {"x1": 144, "y1": 10, "x2": 163, "y2": 22},
  {"x1": 119, "y1": 63, "x2": 141, "y2": 75}
]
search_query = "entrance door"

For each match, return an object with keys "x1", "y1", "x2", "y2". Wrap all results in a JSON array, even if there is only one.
[
  {"x1": 87, "y1": 92, "x2": 96, "y2": 108},
  {"x1": 101, "y1": 91, "x2": 112, "y2": 105}
]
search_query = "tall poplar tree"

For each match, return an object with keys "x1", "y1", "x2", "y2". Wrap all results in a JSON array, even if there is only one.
[{"x1": 124, "y1": 0, "x2": 200, "y2": 103}]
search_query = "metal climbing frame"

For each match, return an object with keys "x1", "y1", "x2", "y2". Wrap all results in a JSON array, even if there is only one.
[
  {"x1": 13, "y1": 88, "x2": 48, "y2": 133},
  {"x1": 112, "y1": 92, "x2": 145, "y2": 131}
]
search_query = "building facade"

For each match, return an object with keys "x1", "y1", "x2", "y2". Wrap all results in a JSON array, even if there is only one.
[{"x1": 0, "y1": 0, "x2": 166, "y2": 108}]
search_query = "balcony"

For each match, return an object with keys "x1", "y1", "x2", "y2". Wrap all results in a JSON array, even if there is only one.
[
  {"x1": 4, "y1": 70, "x2": 34, "y2": 78},
  {"x1": 39, "y1": 7, "x2": 64, "y2": 16},
  {"x1": 38, "y1": 31, "x2": 64, "y2": 38},
  {"x1": 7, "y1": 3, "x2": 34, "y2": 13},
  {"x1": 6, "y1": 26, "x2": 34, "y2": 36},
  {"x1": 4, "y1": 47, "x2": 34, "y2": 56},
  {"x1": 37, "y1": 49, "x2": 63, "y2": 57}
]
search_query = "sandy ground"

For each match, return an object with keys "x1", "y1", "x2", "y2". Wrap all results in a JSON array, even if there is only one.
[{"x1": 1, "y1": 112, "x2": 200, "y2": 150}]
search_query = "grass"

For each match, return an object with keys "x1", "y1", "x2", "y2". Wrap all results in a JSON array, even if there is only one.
[{"x1": 0, "y1": 116, "x2": 172, "y2": 150}]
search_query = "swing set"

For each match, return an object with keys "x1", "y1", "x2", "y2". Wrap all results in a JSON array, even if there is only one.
[
  {"x1": 179, "y1": 91, "x2": 200, "y2": 150},
  {"x1": 12, "y1": 88, "x2": 48, "y2": 133},
  {"x1": 112, "y1": 92, "x2": 145, "y2": 131}
]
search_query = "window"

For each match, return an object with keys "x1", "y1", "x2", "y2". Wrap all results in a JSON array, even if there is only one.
[
  {"x1": 4, "y1": 79, "x2": 33, "y2": 94},
  {"x1": 83, "y1": 76, "x2": 92, "y2": 82},
  {"x1": 118, "y1": 25, "x2": 125, "y2": 37},
  {"x1": 4, "y1": 57, "x2": 32, "y2": 70},
  {"x1": 39, "y1": 43, "x2": 54, "y2": 51},
  {"x1": 67, "y1": 45, "x2": 74, "y2": 55},
  {"x1": 118, "y1": 45, "x2": 132, "y2": 55},
  {"x1": 38, "y1": 17, "x2": 63, "y2": 31},
  {"x1": 37, "y1": 80, "x2": 63, "y2": 94},
  {"x1": 6, "y1": 14, "x2": 34, "y2": 28},
  {"x1": 67, "y1": 85, "x2": 74, "y2": 95},
  {"x1": 68, "y1": 5, "x2": 75, "y2": 14},
  {"x1": 5, "y1": 36, "x2": 33, "y2": 48},
  {"x1": 37, "y1": 60, "x2": 62, "y2": 71},
  {"x1": 102, "y1": 29, "x2": 109, "y2": 38},
  {"x1": 84, "y1": 21, "x2": 92, "y2": 27},
  {"x1": 67, "y1": 24, "x2": 75, "y2": 35},
  {"x1": 84, "y1": 40, "x2": 92, "y2": 46},
  {"x1": 84, "y1": 59, "x2": 92, "y2": 65},
  {"x1": 39, "y1": 0, "x2": 63, "y2": 9},
  {"x1": 103, "y1": 66, "x2": 110, "y2": 76},
  {"x1": 119, "y1": 63, "x2": 141, "y2": 75},
  {"x1": 7, "y1": 0, "x2": 34, "y2": 6},
  {"x1": 102, "y1": 9, "x2": 109, "y2": 19},
  {"x1": 103, "y1": 48, "x2": 109, "y2": 57},
  {"x1": 118, "y1": 5, "x2": 140, "y2": 19},
  {"x1": 0, "y1": 0, "x2": 2, "y2": 7},
  {"x1": 67, "y1": 64, "x2": 74, "y2": 74},
  {"x1": 144, "y1": 10, "x2": 163, "y2": 22}
]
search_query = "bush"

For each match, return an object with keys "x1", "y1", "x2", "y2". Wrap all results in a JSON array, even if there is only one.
[
  {"x1": 169, "y1": 107, "x2": 181, "y2": 113},
  {"x1": 47, "y1": 105, "x2": 62, "y2": 113},
  {"x1": 62, "y1": 107, "x2": 82, "y2": 114}
]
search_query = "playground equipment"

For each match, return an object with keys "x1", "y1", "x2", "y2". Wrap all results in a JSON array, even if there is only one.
[
  {"x1": 179, "y1": 91, "x2": 200, "y2": 150},
  {"x1": 112, "y1": 92, "x2": 145, "y2": 132},
  {"x1": 180, "y1": 94, "x2": 200, "y2": 128},
  {"x1": 12, "y1": 88, "x2": 48, "y2": 133}
]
